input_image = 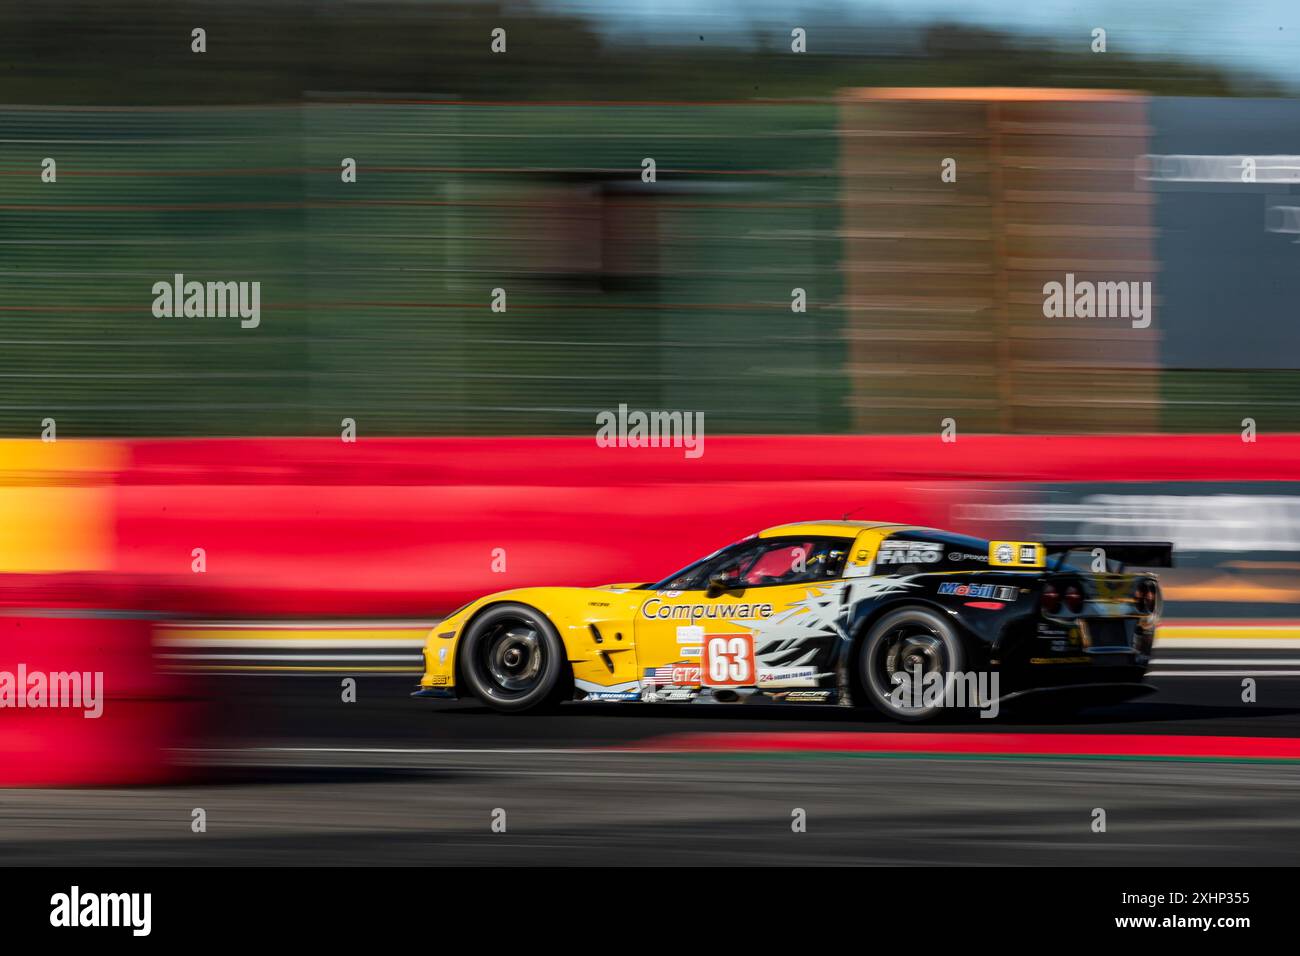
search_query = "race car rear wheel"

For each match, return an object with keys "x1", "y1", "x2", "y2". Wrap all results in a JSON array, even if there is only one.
[
  {"x1": 857, "y1": 606, "x2": 968, "y2": 723},
  {"x1": 459, "y1": 603, "x2": 570, "y2": 713}
]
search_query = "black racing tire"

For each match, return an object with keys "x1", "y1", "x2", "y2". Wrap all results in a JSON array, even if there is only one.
[
  {"x1": 857, "y1": 606, "x2": 971, "y2": 723},
  {"x1": 458, "y1": 603, "x2": 570, "y2": 713}
]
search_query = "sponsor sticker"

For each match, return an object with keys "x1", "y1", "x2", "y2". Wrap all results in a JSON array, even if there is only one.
[
  {"x1": 656, "y1": 688, "x2": 697, "y2": 702},
  {"x1": 643, "y1": 599, "x2": 774, "y2": 620},
  {"x1": 676, "y1": 625, "x2": 704, "y2": 644},
  {"x1": 756, "y1": 665, "x2": 819, "y2": 686},
  {"x1": 988, "y1": 541, "x2": 1044, "y2": 567},
  {"x1": 782, "y1": 690, "x2": 833, "y2": 702},
  {"x1": 644, "y1": 661, "x2": 703, "y2": 686},
  {"x1": 876, "y1": 541, "x2": 943, "y2": 566},
  {"x1": 937, "y1": 582, "x2": 1017, "y2": 601}
]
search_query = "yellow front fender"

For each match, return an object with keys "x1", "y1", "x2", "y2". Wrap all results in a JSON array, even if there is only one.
[{"x1": 419, "y1": 585, "x2": 647, "y2": 693}]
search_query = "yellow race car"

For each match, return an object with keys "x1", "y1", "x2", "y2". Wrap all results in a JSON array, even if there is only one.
[{"x1": 412, "y1": 520, "x2": 1170, "y2": 720}]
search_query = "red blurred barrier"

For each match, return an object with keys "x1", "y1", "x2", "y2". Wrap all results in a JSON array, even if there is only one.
[
  {"x1": 117, "y1": 433, "x2": 1300, "y2": 485},
  {"x1": 100, "y1": 434, "x2": 1300, "y2": 616},
  {"x1": 0, "y1": 575, "x2": 195, "y2": 787}
]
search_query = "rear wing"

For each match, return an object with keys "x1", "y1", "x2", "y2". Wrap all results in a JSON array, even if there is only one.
[{"x1": 1043, "y1": 541, "x2": 1174, "y2": 569}]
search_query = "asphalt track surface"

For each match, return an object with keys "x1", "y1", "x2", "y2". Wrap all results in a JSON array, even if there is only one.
[{"x1": 8, "y1": 672, "x2": 1300, "y2": 865}]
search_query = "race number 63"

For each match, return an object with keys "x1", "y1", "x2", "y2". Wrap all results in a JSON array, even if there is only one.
[{"x1": 704, "y1": 634, "x2": 755, "y2": 686}]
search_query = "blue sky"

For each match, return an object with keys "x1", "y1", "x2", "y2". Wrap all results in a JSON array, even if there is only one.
[{"x1": 545, "y1": 0, "x2": 1300, "y2": 86}]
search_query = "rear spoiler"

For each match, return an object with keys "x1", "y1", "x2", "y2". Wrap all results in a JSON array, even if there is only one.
[{"x1": 1043, "y1": 541, "x2": 1174, "y2": 569}]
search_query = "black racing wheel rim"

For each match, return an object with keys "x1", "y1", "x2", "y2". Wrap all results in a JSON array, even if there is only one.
[
  {"x1": 869, "y1": 619, "x2": 950, "y2": 712},
  {"x1": 475, "y1": 619, "x2": 546, "y2": 700}
]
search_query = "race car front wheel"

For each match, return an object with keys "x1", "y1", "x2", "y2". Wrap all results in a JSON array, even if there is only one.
[
  {"x1": 858, "y1": 606, "x2": 968, "y2": 723},
  {"x1": 459, "y1": 603, "x2": 570, "y2": 713}
]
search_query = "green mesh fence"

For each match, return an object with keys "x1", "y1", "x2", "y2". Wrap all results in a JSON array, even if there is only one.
[{"x1": 0, "y1": 101, "x2": 848, "y2": 437}]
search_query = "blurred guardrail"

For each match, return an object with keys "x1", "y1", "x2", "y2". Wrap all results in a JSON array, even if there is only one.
[{"x1": 0, "y1": 573, "x2": 198, "y2": 785}]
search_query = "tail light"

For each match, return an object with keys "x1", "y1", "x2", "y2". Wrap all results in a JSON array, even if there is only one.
[
  {"x1": 1041, "y1": 583, "x2": 1061, "y2": 614},
  {"x1": 1134, "y1": 580, "x2": 1158, "y2": 614},
  {"x1": 1063, "y1": 583, "x2": 1085, "y2": 614}
]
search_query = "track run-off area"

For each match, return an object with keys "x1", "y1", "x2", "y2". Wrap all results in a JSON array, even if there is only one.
[{"x1": 5, "y1": 619, "x2": 1300, "y2": 865}]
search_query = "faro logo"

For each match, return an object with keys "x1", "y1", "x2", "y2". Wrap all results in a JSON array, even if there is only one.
[{"x1": 876, "y1": 543, "x2": 942, "y2": 566}]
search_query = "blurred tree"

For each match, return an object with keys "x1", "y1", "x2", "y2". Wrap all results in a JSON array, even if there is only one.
[{"x1": 0, "y1": 0, "x2": 1280, "y2": 105}]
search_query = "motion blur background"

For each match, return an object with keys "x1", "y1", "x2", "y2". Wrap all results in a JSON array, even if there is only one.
[
  {"x1": 4, "y1": 0, "x2": 1300, "y2": 436},
  {"x1": 5, "y1": 0, "x2": 1300, "y2": 594},
  {"x1": 5, "y1": 1, "x2": 1300, "y2": 797}
]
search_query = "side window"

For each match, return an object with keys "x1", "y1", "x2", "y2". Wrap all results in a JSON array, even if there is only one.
[
  {"x1": 656, "y1": 537, "x2": 853, "y2": 591},
  {"x1": 739, "y1": 538, "x2": 851, "y2": 587},
  {"x1": 700, "y1": 542, "x2": 767, "y2": 587}
]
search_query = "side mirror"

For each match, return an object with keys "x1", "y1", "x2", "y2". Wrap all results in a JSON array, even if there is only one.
[{"x1": 706, "y1": 572, "x2": 740, "y2": 598}]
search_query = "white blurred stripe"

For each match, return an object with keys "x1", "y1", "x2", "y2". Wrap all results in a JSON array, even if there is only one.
[
  {"x1": 1156, "y1": 638, "x2": 1300, "y2": 649},
  {"x1": 167, "y1": 620, "x2": 438, "y2": 629},
  {"x1": 157, "y1": 638, "x2": 427, "y2": 648},
  {"x1": 158, "y1": 653, "x2": 418, "y2": 661},
  {"x1": 1154, "y1": 658, "x2": 1300, "y2": 665},
  {"x1": 1150, "y1": 670, "x2": 1300, "y2": 677}
]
